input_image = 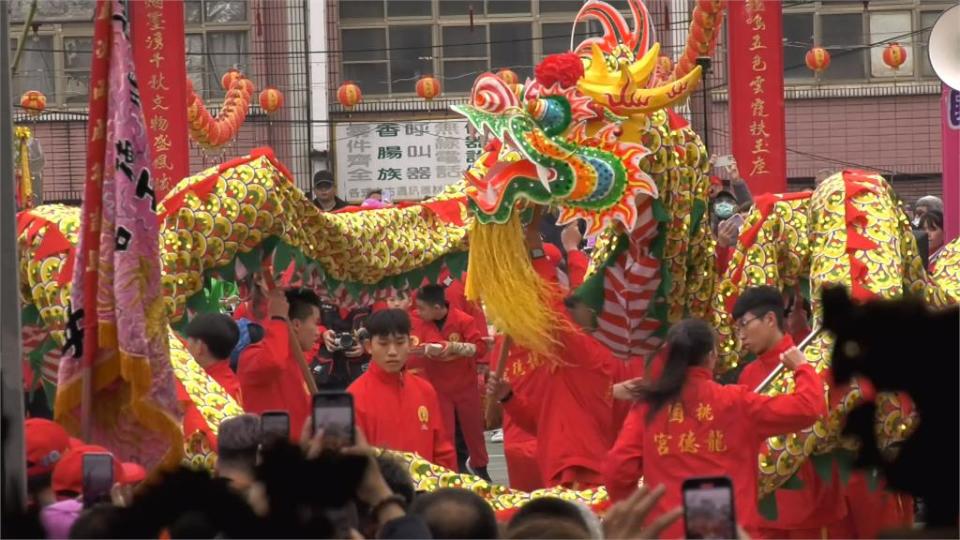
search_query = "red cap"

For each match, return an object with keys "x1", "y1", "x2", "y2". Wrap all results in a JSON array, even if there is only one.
[
  {"x1": 709, "y1": 175, "x2": 723, "y2": 187},
  {"x1": 25, "y1": 419, "x2": 71, "y2": 477},
  {"x1": 51, "y1": 445, "x2": 124, "y2": 497},
  {"x1": 120, "y1": 462, "x2": 147, "y2": 485}
]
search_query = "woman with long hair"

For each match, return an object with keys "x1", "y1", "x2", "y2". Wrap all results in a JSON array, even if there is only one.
[{"x1": 603, "y1": 318, "x2": 826, "y2": 539}]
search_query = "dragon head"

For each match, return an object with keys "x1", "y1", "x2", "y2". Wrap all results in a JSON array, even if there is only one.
[{"x1": 454, "y1": 0, "x2": 705, "y2": 237}]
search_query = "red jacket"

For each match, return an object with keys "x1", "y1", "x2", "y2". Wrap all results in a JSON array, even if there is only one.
[
  {"x1": 440, "y1": 270, "x2": 489, "y2": 343},
  {"x1": 609, "y1": 356, "x2": 647, "y2": 431},
  {"x1": 738, "y1": 334, "x2": 847, "y2": 531},
  {"x1": 566, "y1": 249, "x2": 590, "y2": 290},
  {"x1": 502, "y1": 324, "x2": 618, "y2": 487},
  {"x1": 605, "y1": 365, "x2": 826, "y2": 539},
  {"x1": 490, "y1": 334, "x2": 548, "y2": 446},
  {"x1": 409, "y1": 307, "x2": 487, "y2": 396},
  {"x1": 237, "y1": 319, "x2": 312, "y2": 439},
  {"x1": 348, "y1": 362, "x2": 457, "y2": 469},
  {"x1": 178, "y1": 360, "x2": 242, "y2": 451}
]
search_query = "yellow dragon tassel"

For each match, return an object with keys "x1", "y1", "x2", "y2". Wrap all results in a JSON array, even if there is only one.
[{"x1": 465, "y1": 214, "x2": 572, "y2": 358}]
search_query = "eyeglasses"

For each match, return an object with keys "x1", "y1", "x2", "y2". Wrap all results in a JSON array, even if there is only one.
[{"x1": 736, "y1": 316, "x2": 760, "y2": 332}]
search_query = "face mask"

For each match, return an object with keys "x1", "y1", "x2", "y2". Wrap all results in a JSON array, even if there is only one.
[{"x1": 714, "y1": 201, "x2": 736, "y2": 220}]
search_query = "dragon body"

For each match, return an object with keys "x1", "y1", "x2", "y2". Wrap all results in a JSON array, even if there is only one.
[{"x1": 16, "y1": 0, "x2": 959, "y2": 509}]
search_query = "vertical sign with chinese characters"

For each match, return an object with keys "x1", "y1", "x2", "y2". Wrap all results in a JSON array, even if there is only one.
[
  {"x1": 727, "y1": 0, "x2": 786, "y2": 195},
  {"x1": 333, "y1": 120, "x2": 481, "y2": 201},
  {"x1": 130, "y1": 0, "x2": 189, "y2": 199}
]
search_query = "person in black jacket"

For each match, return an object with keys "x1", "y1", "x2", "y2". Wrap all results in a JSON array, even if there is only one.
[
  {"x1": 312, "y1": 170, "x2": 349, "y2": 212},
  {"x1": 314, "y1": 301, "x2": 372, "y2": 390}
]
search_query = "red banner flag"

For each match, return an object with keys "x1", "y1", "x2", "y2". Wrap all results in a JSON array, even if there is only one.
[
  {"x1": 130, "y1": 0, "x2": 189, "y2": 199},
  {"x1": 727, "y1": 0, "x2": 787, "y2": 195}
]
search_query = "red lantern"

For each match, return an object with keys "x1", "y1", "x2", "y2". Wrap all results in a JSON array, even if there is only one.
[
  {"x1": 882, "y1": 42, "x2": 907, "y2": 70},
  {"x1": 416, "y1": 75, "x2": 442, "y2": 101},
  {"x1": 496, "y1": 69, "x2": 518, "y2": 85},
  {"x1": 20, "y1": 90, "x2": 46, "y2": 116},
  {"x1": 221, "y1": 69, "x2": 242, "y2": 91},
  {"x1": 258, "y1": 87, "x2": 284, "y2": 114},
  {"x1": 805, "y1": 46, "x2": 831, "y2": 74},
  {"x1": 337, "y1": 82, "x2": 362, "y2": 108}
]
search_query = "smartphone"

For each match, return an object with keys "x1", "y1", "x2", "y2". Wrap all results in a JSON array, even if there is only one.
[
  {"x1": 727, "y1": 213, "x2": 745, "y2": 229},
  {"x1": 712, "y1": 154, "x2": 736, "y2": 168},
  {"x1": 261, "y1": 410, "x2": 290, "y2": 443},
  {"x1": 682, "y1": 476, "x2": 737, "y2": 540},
  {"x1": 82, "y1": 453, "x2": 115, "y2": 508},
  {"x1": 312, "y1": 392, "x2": 355, "y2": 445}
]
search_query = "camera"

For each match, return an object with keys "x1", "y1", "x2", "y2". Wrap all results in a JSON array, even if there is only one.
[{"x1": 332, "y1": 332, "x2": 355, "y2": 351}]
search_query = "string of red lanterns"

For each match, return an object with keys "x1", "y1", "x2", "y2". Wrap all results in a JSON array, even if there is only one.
[
  {"x1": 804, "y1": 41, "x2": 908, "y2": 76},
  {"x1": 186, "y1": 71, "x2": 255, "y2": 149}
]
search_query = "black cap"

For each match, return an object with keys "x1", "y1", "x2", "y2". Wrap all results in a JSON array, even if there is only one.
[
  {"x1": 714, "y1": 190, "x2": 737, "y2": 203},
  {"x1": 313, "y1": 170, "x2": 334, "y2": 188}
]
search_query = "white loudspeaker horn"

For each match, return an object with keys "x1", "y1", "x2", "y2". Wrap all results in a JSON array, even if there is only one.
[{"x1": 928, "y1": 4, "x2": 960, "y2": 91}]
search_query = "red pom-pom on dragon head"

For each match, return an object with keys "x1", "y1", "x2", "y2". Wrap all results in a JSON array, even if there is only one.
[{"x1": 534, "y1": 52, "x2": 585, "y2": 89}]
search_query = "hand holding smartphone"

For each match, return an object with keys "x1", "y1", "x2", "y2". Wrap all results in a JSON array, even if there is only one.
[
  {"x1": 82, "y1": 453, "x2": 115, "y2": 508},
  {"x1": 313, "y1": 392, "x2": 355, "y2": 446},
  {"x1": 683, "y1": 476, "x2": 737, "y2": 540},
  {"x1": 711, "y1": 154, "x2": 737, "y2": 168},
  {"x1": 261, "y1": 410, "x2": 290, "y2": 443},
  {"x1": 727, "y1": 213, "x2": 744, "y2": 229}
]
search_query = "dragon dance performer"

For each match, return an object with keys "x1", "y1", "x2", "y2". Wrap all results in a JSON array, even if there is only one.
[
  {"x1": 604, "y1": 318, "x2": 827, "y2": 539},
  {"x1": 348, "y1": 309, "x2": 457, "y2": 470},
  {"x1": 178, "y1": 313, "x2": 243, "y2": 450},
  {"x1": 410, "y1": 284, "x2": 491, "y2": 480},
  {"x1": 485, "y1": 222, "x2": 619, "y2": 489},
  {"x1": 237, "y1": 288, "x2": 318, "y2": 440},
  {"x1": 732, "y1": 287, "x2": 851, "y2": 538},
  {"x1": 734, "y1": 286, "x2": 915, "y2": 538}
]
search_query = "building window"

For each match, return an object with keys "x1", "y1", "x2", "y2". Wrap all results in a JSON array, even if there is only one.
[
  {"x1": 820, "y1": 13, "x2": 866, "y2": 81},
  {"x1": 62, "y1": 36, "x2": 92, "y2": 104},
  {"x1": 10, "y1": 0, "x2": 250, "y2": 109},
  {"x1": 490, "y1": 22, "x2": 533, "y2": 80},
  {"x1": 869, "y1": 11, "x2": 912, "y2": 77},
  {"x1": 541, "y1": 21, "x2": 593, "y2": 59},
  {"x1": 443, "y1": 25, "x2": 489, "y2": 93},
  {"x1": 388, "y1": 0, "x2": 433, "y2": 18},
  {"x1": 184, "y1": 0, "x2": 251, "y2": 100},
  {"x1": 918, "y1": 10, "x2": 944, "y2": 78},
  {"x1": 783, "y1": 2, "x2": 952, "y2": 85},
  {"x1": 783, "y1": 13, "x2": 814, "y2": 81},
  {"x1": 10, "y1": 36, "x2": 55, "y2": 103},
  {"x1": 389, "y1": 25, "x2": 435, "y2": 93},
  {"x1": 339, "y1": 0, "x2": 613, "y2": 97}
]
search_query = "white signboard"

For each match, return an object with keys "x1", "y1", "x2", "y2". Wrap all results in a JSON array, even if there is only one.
[{"x1": 333, "y1": 120, "x2": 483, "y2": 202}]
